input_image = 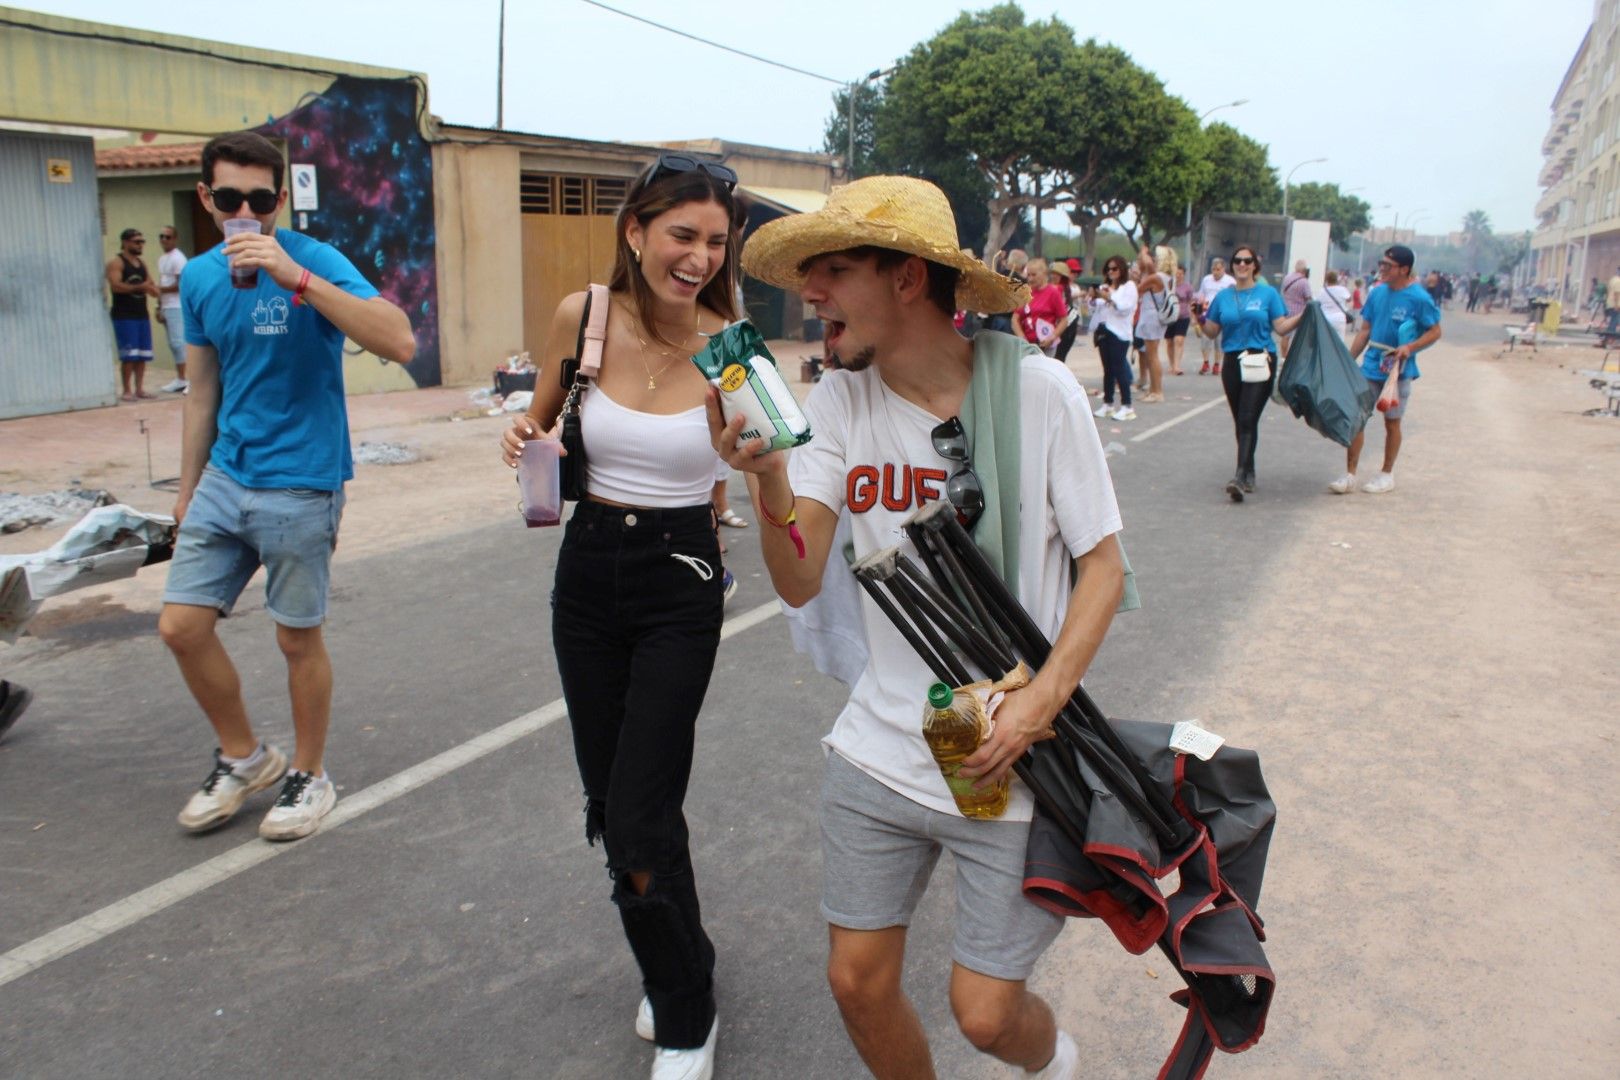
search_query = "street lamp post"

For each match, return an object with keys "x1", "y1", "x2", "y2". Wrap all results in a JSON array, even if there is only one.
[
  {"x1": 847, "y1": 67, "x2": 892, "y2": 181},
  {"x1": 1282, "y1": 157, "x2": 1328, "y2": 219},
  {"x1": 1186, "y1": 98, "x2": 1248, "y2": 271}
]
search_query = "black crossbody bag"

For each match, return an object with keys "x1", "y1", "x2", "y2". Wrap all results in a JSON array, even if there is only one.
[{"x1": 555, "y1": 284, "x2": 609, "y2": 502}]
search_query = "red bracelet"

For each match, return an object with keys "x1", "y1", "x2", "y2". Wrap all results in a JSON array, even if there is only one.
[
  {"x1": 758, "y1": 498, "x2": 806, "y2": 560},
  {"x1": 291, "y1": 268, "x2": 311, "y2": 306}
]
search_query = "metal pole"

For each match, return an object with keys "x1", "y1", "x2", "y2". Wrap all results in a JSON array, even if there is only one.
[
  {"x1": 496, "y1": 0, "x2": 506, "y2": 129},
  {"x1": 847, "y1": 80, "x2": 855, "y2": 181}
]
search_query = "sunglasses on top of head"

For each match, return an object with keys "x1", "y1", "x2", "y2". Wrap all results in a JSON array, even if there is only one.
[
  {"x1": 648, "y1": 153, "x2": 738, "y2": 192},
  {"x1": 207, "y1": 186, "x2": 279, "y2": 215},
  {"x1": 930, "y1": 416, "x2": 985, "y2": 531}
]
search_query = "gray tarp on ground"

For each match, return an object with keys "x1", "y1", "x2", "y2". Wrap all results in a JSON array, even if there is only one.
[{"x1": 0, "y1": 505, "x2": 175, "y2": 643}]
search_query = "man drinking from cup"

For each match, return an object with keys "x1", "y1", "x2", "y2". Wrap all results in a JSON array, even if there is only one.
[{"x1": 159, "y1": 131, "x2": 416, "y2": 841}]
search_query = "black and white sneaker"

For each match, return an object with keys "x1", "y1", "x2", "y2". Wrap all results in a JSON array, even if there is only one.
[
  {"x1": 258, "y1": 770, "x2": 337, "y2": 841},
  {"x1": 177, "y1": 745, "x2": 288, "y2": 832}
]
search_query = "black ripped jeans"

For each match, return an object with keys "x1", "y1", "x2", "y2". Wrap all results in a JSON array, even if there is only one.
[
  {"x1": 1220, "y1": 350, "x2": 1277, "y2": 477},
  {"x1": 551, "y1": 500, "x2": 724, "y2": 1049}
]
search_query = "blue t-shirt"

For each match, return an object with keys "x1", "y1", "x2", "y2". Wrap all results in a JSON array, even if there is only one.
[
  {"x1": 1359, "y1": 282, "x2": 1440, "y2": 380},
  {"x1": 1205, "y1": 282, "x2": 1286, "y2": 353},
  {"x1": 182, "y1": 229, "x2": 379, "y2": 490}
]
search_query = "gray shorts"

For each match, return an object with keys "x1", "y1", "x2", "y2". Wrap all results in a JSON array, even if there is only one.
[
  {"x1": 818, "y1": 750, "x2": 1063, "y2": 982},
  {"x1": 1366, "y1": 376, "x2": 1413, "y2": 421}
]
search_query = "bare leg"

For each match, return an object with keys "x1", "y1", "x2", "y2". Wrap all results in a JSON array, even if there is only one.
[
  {"x1": 949, "y1": 964, "x2": 1058, "y2": 1071},
  {"x1": 1167, "y1": 333, "x2": 1184, "y2": 375},
  {"x1": 1145, "y1": 339, "x2": 1163, "y2": 397},
  {"x1": 1380, "y1": 417, "x2": 1403, "y2": 472},
  {"x1": 277, "y1": 623, "x2": 332, "y2": 775},
  {"x1": 120, "y1": 362, "x2": 134, "y2": 397},
  {"x1": 827, "y1": 926, "x2": 934, "y2": 1079},
  {"x1": 1346, "y1": 429, "x2": 1365, "y2": 476},
  {"x1": 158, "y1": 603, "x2": 256, "y2": 758}
]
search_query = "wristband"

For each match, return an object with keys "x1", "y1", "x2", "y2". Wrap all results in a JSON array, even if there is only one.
[
  {"x1": 291, "y1": 268, "x2": 312, "y2": 307},
  {"x1": 758, "y1": 498, "x2": 806, "y2": 560}
]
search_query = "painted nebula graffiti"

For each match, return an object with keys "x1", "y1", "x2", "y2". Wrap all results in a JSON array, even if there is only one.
[{"x1": 258, "y1": 77, "x2": 439, "y2": 387}]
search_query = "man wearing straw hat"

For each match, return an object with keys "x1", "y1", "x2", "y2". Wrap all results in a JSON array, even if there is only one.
[{"x1": 714, "y1": 177, "x2": 1125, "y2": 1079}]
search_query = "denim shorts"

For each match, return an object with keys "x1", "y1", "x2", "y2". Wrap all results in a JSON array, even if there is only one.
[
  {"x1": 163, "y1": 465, "x2": 345, "y2": 627},
  {"x1": 819, "y1": 750, "x2": 1063, "y2": 982}
]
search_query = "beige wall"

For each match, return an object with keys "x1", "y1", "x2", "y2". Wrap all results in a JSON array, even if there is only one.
[{"x1": 432, "y1": 141, "x2": 525, "y2": 386}]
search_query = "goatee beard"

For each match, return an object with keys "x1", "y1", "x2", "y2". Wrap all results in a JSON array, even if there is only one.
[{"x1": 834, "y1": 345, "x2": 875, "y2": 372}]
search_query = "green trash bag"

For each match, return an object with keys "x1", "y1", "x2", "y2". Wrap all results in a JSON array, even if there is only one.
[{"x1": 1273, "y1": 301, "x2": 1375, "y2": 448}]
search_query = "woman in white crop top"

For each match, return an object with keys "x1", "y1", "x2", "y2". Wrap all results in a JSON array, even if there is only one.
[{"x1": 499, "y1": 156, "x2": 740, "y2": 1076}]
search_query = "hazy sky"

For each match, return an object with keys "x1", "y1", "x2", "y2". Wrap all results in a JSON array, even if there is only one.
[{"x1": 20, "y1": 0, "x2": 1594, "y2": 236}]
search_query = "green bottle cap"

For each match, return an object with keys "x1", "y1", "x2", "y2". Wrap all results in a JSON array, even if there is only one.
[{"x1": 926, "y1": 683, "x2": 954, "y2": 710}]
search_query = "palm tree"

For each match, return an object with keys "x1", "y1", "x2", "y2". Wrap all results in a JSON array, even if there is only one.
[{"x1": 1462, "y1": 210, "x2": 1493, "y2": 274}]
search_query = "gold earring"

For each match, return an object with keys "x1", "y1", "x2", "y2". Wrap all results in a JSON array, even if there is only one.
[{"x1": 633, "y1": 248, "x2": 641, "y2": 264}]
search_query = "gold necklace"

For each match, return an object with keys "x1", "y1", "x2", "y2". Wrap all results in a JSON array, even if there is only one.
[{"x1": 630, "y1": 312, "x2": 702, "y2": 390}]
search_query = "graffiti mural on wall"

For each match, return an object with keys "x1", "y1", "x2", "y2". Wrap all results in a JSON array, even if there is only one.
[{"x1": 257, "y1": 77, "x2": 439, "y2": 387}]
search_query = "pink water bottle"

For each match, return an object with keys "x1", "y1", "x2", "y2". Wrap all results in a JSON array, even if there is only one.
[{"x1": 516, "y1": 439, "x2": 562, "y2": 527}]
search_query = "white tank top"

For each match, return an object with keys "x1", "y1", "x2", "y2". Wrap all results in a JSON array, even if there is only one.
[{"x1": 579, "y1": 387, "x2": 720, "y2": 507}]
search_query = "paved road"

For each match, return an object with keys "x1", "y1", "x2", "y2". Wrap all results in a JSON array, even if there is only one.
[{"x1": 1, "y1": 315, "x2": 1503, "y2": 1078}]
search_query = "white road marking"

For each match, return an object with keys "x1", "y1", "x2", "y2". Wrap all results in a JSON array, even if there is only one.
[
  {"x1": 0, "y1": 599, "x2": 784, "y2": 990},
  {"x1": 1129, "y1": 395, "x2": 1227, "y2": 443}
]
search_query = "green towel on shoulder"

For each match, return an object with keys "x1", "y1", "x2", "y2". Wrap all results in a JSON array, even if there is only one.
[{"x1": 959, "y1": 331, "x2": 1139, "y2": 613}]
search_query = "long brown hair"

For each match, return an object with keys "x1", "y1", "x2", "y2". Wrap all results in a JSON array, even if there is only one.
[{"x1": 608, "y1": 162, "x2": 740, "y2": 348}]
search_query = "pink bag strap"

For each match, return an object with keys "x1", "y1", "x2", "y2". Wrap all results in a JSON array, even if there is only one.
[{"x1": 579, "y1": 283, "x2": 609, "y2": 378}]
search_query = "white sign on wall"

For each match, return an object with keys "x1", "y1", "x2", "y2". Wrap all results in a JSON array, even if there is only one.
[{"x1": 290, "y1": 164, "x2": 318, "y2": 211}]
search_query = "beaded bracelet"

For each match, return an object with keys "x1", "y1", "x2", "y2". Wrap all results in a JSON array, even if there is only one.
[{"x1": 758, "y1": 498, "x2": 806, "y2": 560}]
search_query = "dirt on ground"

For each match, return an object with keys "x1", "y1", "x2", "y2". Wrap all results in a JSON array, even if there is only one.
[{"x1": 1014, "y1": 318, "x2": 1620, "y2": 1078}]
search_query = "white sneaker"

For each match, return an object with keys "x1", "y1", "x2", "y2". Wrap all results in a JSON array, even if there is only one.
[
  {"x1": 1327, "y1": 473, "x2": 1357, "y2": 495},
  {"x1": 177, "y1": 745, "x2": 288, "y2": 832},
  {"x1": 258, "y1": 770, "x2": 337, "y2": 841},
  {"x1": 1360, "y1": 472, "x2": 1395, "y2": 494},
  {"x1": 1112, "y1": 407, "x2": 1137, "y2": 421},
  {"x1": 1093, "y1": 401, "x2": 1112, "y2": 417},
  {"x1": 636, "y1": 996, "x2": 655, "y2": 1041},
  {"x1": 1030, "y1": 1029, "x2": 1080, "y2": 1079},
  {"x1": 650, "y1": 1017, "x2": 716, "y2": 1080},
  {"x1": 159, "y1": 378, "x2": 188, "y2": 393}
]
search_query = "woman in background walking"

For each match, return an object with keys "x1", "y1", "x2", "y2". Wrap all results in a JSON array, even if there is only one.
[
  {"x1": 1092, "y1": 254, "x2": 1138, "y2": 420},
  {"x1": 1196, "y1": 245, "x2": 1307, "y2": 502},
  {"x1": 1163, "y1": 249, "x2": 1192, "y2": 376}
]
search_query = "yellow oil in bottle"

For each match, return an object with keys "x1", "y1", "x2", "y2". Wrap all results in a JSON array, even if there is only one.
[{"x1": 922, "y1": 682, "x2": 1010, "y2": 819}]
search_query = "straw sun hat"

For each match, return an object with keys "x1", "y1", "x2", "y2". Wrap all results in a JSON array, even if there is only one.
[{"x1": 741, "y1": 176, "x2": 1028, "y2": 314}]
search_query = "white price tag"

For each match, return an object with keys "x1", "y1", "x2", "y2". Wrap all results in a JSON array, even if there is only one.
[{"x1": 1169, "y1": 720, "x2": 1225, "y2": 761}]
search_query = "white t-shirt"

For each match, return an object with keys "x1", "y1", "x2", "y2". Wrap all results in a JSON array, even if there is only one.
[
  {"x1": 1317, "y1": 284, "x2": 1353, "y2": 329},
  {"x1": 158, "y1": 248, "x2": 188, "y2": 311},
  {"x1": 1196, "y1": 273, "x2": 1235, "y2": 306},
  {"x1": 1092, "y1": 281, "x2": 1137, "y2": 343},
  {"x1": 787, "y1": 345, "x2": 1124, "y2": 820}
]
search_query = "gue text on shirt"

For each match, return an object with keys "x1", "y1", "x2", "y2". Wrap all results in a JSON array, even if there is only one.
[{"x1": 846, "y1": 463, "x2": 949, "y2": 515}]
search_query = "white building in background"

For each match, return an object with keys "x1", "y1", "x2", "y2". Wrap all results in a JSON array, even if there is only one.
[{"x1": 1530, "y1": 1, "x2": 1620, "y2": 311}]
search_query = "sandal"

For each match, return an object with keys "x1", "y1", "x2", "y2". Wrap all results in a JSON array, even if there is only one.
[{"x1": 717, "y1": 509, "x2": 749, "y2": 528}]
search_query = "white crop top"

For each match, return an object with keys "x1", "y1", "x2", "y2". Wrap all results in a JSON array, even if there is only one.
[{"x1": 579, "y1": 387, "x2": 721, "y2": 507}]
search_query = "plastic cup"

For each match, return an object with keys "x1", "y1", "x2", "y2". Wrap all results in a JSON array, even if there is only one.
[
  {"x1": 516, "y1": 439, "x2": 562, "y2": 527},
  {"x1": 222, "y1": 218, "x2": 261, "y2": 289}
]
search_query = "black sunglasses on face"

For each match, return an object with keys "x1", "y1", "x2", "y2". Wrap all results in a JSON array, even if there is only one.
[
  {"x1": 207, "y1": 186, "x2": 279, "y2": 214},
  {"x1": 648, "y1": 153, "x2": 738, "y2": 192},
  {"x1": 930, "y1": 416, "x2": 985, "y2": 530},
  {"x1": 1231, "y1": 256, "x2": 1256, "y2": 265}
]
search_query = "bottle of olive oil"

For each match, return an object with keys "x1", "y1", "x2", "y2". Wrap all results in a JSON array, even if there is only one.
[{"x1": 922, "y1": 682, "x2": 1009, "y2": 819}]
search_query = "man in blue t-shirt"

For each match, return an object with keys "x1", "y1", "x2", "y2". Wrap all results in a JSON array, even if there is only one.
[
  {"x1": 1330, "y1": 244, "x2": 1442, "y2": 496},
  {"x1": 159, "y1": 131, "x2": 415, "y2": 841}
]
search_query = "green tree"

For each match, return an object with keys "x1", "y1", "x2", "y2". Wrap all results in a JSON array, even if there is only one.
[
  {"x1": 1461, "y1": 209, "x2": 1494, "y2": 273},
  {"x1": 1113, "y1": 99, "x2": 1212, "y2": 250},
  {"x1": 1286, "y1": 182, "x2": 1372, "y2": 250},
  {"x1": 822, "y1": 81, "x2": 884, "y2": 180},
  {"x1": 874, "y1": 4, "x2": 1090, "y2": 259}
]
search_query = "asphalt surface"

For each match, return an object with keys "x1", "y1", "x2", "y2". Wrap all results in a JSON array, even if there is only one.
[{"x1": 0, "y1": 317, "x2": 1502, "y2": 1078}]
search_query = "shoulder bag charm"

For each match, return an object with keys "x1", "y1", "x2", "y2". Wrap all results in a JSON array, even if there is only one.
[{"x1": 557, "y1": 283, "x2": 609, "y2": 502}]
